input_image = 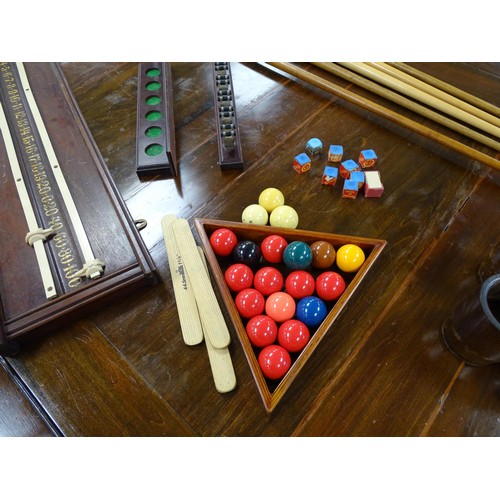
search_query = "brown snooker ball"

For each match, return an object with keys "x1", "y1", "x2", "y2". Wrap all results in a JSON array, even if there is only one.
[{"x1": 310, "y1": 241, "x2": 336, "y2": 269}]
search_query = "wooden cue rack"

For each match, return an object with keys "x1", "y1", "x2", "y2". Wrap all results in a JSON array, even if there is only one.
[
  {"x1": 136, "y1": 62, "x2": 177, "y2": 177},
  {"x1": 213, "y1": 62, "x2": 244, "y2": 169},
  {"x1": 0, "y1": 62, "x2": 157, "y2": 355}
]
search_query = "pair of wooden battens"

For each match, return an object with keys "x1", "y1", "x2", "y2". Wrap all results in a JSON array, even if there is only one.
[
  {"x1": 267, "y1": 62, "x2": 500, "y2": 172},
  {"x1": 136, "y1": 62, "x2": 243, "y2": 177},
  {"x1": 161, "y1": 215, "x2": 236, "y2": 393}
]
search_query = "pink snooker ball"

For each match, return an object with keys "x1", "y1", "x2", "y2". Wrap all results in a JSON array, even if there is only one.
[{"x1": 265, "y1": 291, "x2": 296, "y2": 323}]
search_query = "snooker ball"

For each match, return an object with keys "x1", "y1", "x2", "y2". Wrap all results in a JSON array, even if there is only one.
[
  {"x1": 278, "y1": 319, "x2": 310, "y2": 352},
  {"x1": 209, "y1": 228, "x2": 238, "y2": 257},
  {"x1": 258, "y1": 187, "x2": 285, "y2": 213},
  {"x1": 336, "y1": 244, "x2": 365, "y2": 273},
  {"x1": 253, "y1": 266, "x2": 284, "y2": 296},
  {"x1": 310, "y1": 240, "x2": 336, "y2": 269},
  {"x1": 285, "y1": 270, "x2": 315, "y2": 299},
  {"x1": 269, "y1": 205, "x2": 299, "y2": 229},
  {"x1": 296, "y1": 296, "x2": 328, "y2": 328},
  {"x1": 241, "y1": 204, "x2": 269, "y2": 225},
  {"x1": 224, "y1": 263, "x2": 254, "y2": 293},
  {"x1": 260, "y1": 234, "x2": 288, "y2": 264},
  {"x1": 265, "y1": 291, "x2": 296, "y2": 323},
  {"x1": 232, "y1": 240, "x2": 262, "y2": 267},
  {"x1": 283, "y1": 241, "x2": 313, "y2": 270},
  {"x1": 315, "y1": 271, "x2": 346, "y2": 301},
  {"x1": 246, "y1": 315, "x2": 278, "y2": 347},
  {"x1": 235, "y1": 288, "x2": 266, "y2": 319},
  {"x1": 258, "y1": 344, "x2": 292, "y2": 380}
]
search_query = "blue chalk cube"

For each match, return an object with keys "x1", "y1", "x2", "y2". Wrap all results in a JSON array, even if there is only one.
[
  {"x1": 359, "y1": 149, "x2": 377, "y2": 168},
  {"x1": 350, "y1": 170, "x2": 365, "y2": 189},
  {"x1": 342, "y1": 179, "x2": 359, "y2": 199},
  {"x1": 322, "y1": 166, "x2": 338, "y2": 185},
  {"x1": 340, "y1": 159, "x2": 360, "y2": 179},
  {"x1": 328, "y1": 145, "x2": 343, "y2": 162},
  {"x1": 306, "y1": 138, "x2": 323, "y2": 156},
  {"x1": 293, "y1": 152, "x2": 312, "y2": 173}
]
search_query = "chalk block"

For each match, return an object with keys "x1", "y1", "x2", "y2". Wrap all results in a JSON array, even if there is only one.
[
  {"x1": 342, "y1": 179, "x2": 359, "y2": 199},
  {"x1": 306, "y1": 138, "x2": 323, "y2": 156},
  {"x1": 322, "y1": 166, "x2": 338, "y2": 186},
  {"x1": 364, "y1": 170, "x2": 384, "y2": 197},
  {"x1": 328, "y1": 145, "x2": 343, "y2": 162},
  {"x1": 339, "y1": 159, "x2": 360, "y2": 179},
  {"x1": 350, "y1": 170, "x2": 365, "y2": 189},
  {"x1": 293, "y1": 153, "x2": 312, "y2": 174},
  {"x1": 359, "y1": 149, "x2": 377, "y2": 168}
]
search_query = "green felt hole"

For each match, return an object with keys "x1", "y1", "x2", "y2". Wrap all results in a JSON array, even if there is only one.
[
  {"x1": 145, "y1": 126, "x2": 163, "y2": 138},
  {"x1": 145, "y1": 143, "x2": 164, "y2": 156},
  {"x1": 145, "y1": 110, "x2": 162, "y2": 121},
  {"x1": 145, "y1": 95, "x2": 161, "y2": 106},
  {"x1": 145, "y1": 67, "x2": 161, "y2": 77},
  {"x1": 146, "y1": 81, "x2": 161, "y2": 91}
]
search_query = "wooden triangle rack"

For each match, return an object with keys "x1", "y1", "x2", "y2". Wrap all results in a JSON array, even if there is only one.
[{"x1": 195, "y1": 218, "x2": 387, "y2": 413}]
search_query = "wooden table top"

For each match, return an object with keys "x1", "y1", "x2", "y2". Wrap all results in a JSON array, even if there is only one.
[{"x1": 1, "y1": 62, "x2": 499, "y2": 437}]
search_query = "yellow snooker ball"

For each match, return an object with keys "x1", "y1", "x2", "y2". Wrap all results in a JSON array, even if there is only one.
[
  {"x1": 242, "y1": 204, "x2": 269, "y2": 225},
  {"x1": 258, "y1": 188, "x2": 285, "y2": 213},
  {"x1": 336, "y1": 244, "x2": 365, "y2": 273},
  {"x1": 269, "y1": 205, "x2": 299, "y2": 229}
]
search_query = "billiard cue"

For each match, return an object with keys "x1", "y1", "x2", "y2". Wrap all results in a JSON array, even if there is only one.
[
  {"x1": 171, "y1": 218, "x2": 231, "y2": 349},
  {"x1": 340, "y1": 62, "x2": 500, "y2": 139},
  {"x1": 161, "y1": 214, "x2": 204, "y2": 346},
  {"x1": 312, "y1": 62, "x2": 500, "y2": 153},
  {"x1": 266, "y1": 62, "x2": 500, "y2": 172},
  {"x1": 367, "y1": 62, "x2": 500, "y2": 128},
  {"x1": 387, "y1": 62, "x2": 500, "y2": 119}
]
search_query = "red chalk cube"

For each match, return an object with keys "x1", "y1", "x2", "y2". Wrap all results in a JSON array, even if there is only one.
[
  {"x1": 359, "y1": 149, "x2": 377, "y2": 168},
  {"x1": 293, "y1": 153, "x2": 311, "y2": 174},
  {"x1": 322, "y1": 166, "x2": 338, "y2": 186},
  {"x1": 339, "y1": 159, "x2": 360, "y2": 179},
  {"x1": 364, "y1": 170, "x2": 384, "y2": 197},
  {"x1": 342, "y1": 179, "x2": 359, "y2": 199}
]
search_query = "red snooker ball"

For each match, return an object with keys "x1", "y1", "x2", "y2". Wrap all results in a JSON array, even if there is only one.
[
  {"x1": 265, "y1": 291, "x2": 296, "y2": 323},
  {"x1": 315, "y1": 271, "x2": 346, "y2": 301},
  {"x1": 224, "y1": 263, "x2": 254, "y2": 292},
  {"x1": 278, "y1": 319, "x2": 310, "y2": 352},
  {"x1": 253, "y1": 266, "x2": 284, "y2": 296},
  {"x1": 285, "y1": 270, "x2": 315, "y2": 299},
  {"x1": 235, "y1": 288, "x2": 266, "y2": 319},
  {"x1": 260, "y1": 234, "x2": 288, "y2": 264},
  {"x1": 210, "y1": 228, "x2": 238, "y2": 256},
  {"x1": 245, "y1": 315, "x2": 278, "y2": 347},
  {"x1": 258, "y1": 344, "x2": 292, "y2": 380}
]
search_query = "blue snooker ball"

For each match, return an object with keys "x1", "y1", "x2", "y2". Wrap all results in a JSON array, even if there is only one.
[
  {"x1": 283, "y1": 241, "x2": 313, "y2": 270},
  {"x1": 296, "y1": 296, "x2": 328, "y2": 327}
]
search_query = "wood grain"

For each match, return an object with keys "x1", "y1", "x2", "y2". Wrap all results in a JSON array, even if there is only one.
[{"x1": 0, "y1": 62, "x2": 499, "y2": 437}]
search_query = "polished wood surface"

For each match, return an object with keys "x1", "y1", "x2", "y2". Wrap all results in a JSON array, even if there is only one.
[{"x1": 1, "y1": 62, "x2": 499, "y2": 436}]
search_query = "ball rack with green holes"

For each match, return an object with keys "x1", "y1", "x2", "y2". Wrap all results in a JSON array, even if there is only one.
[{"x1": 135, "y1": 62, "x2": 177, "y2": 177}]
